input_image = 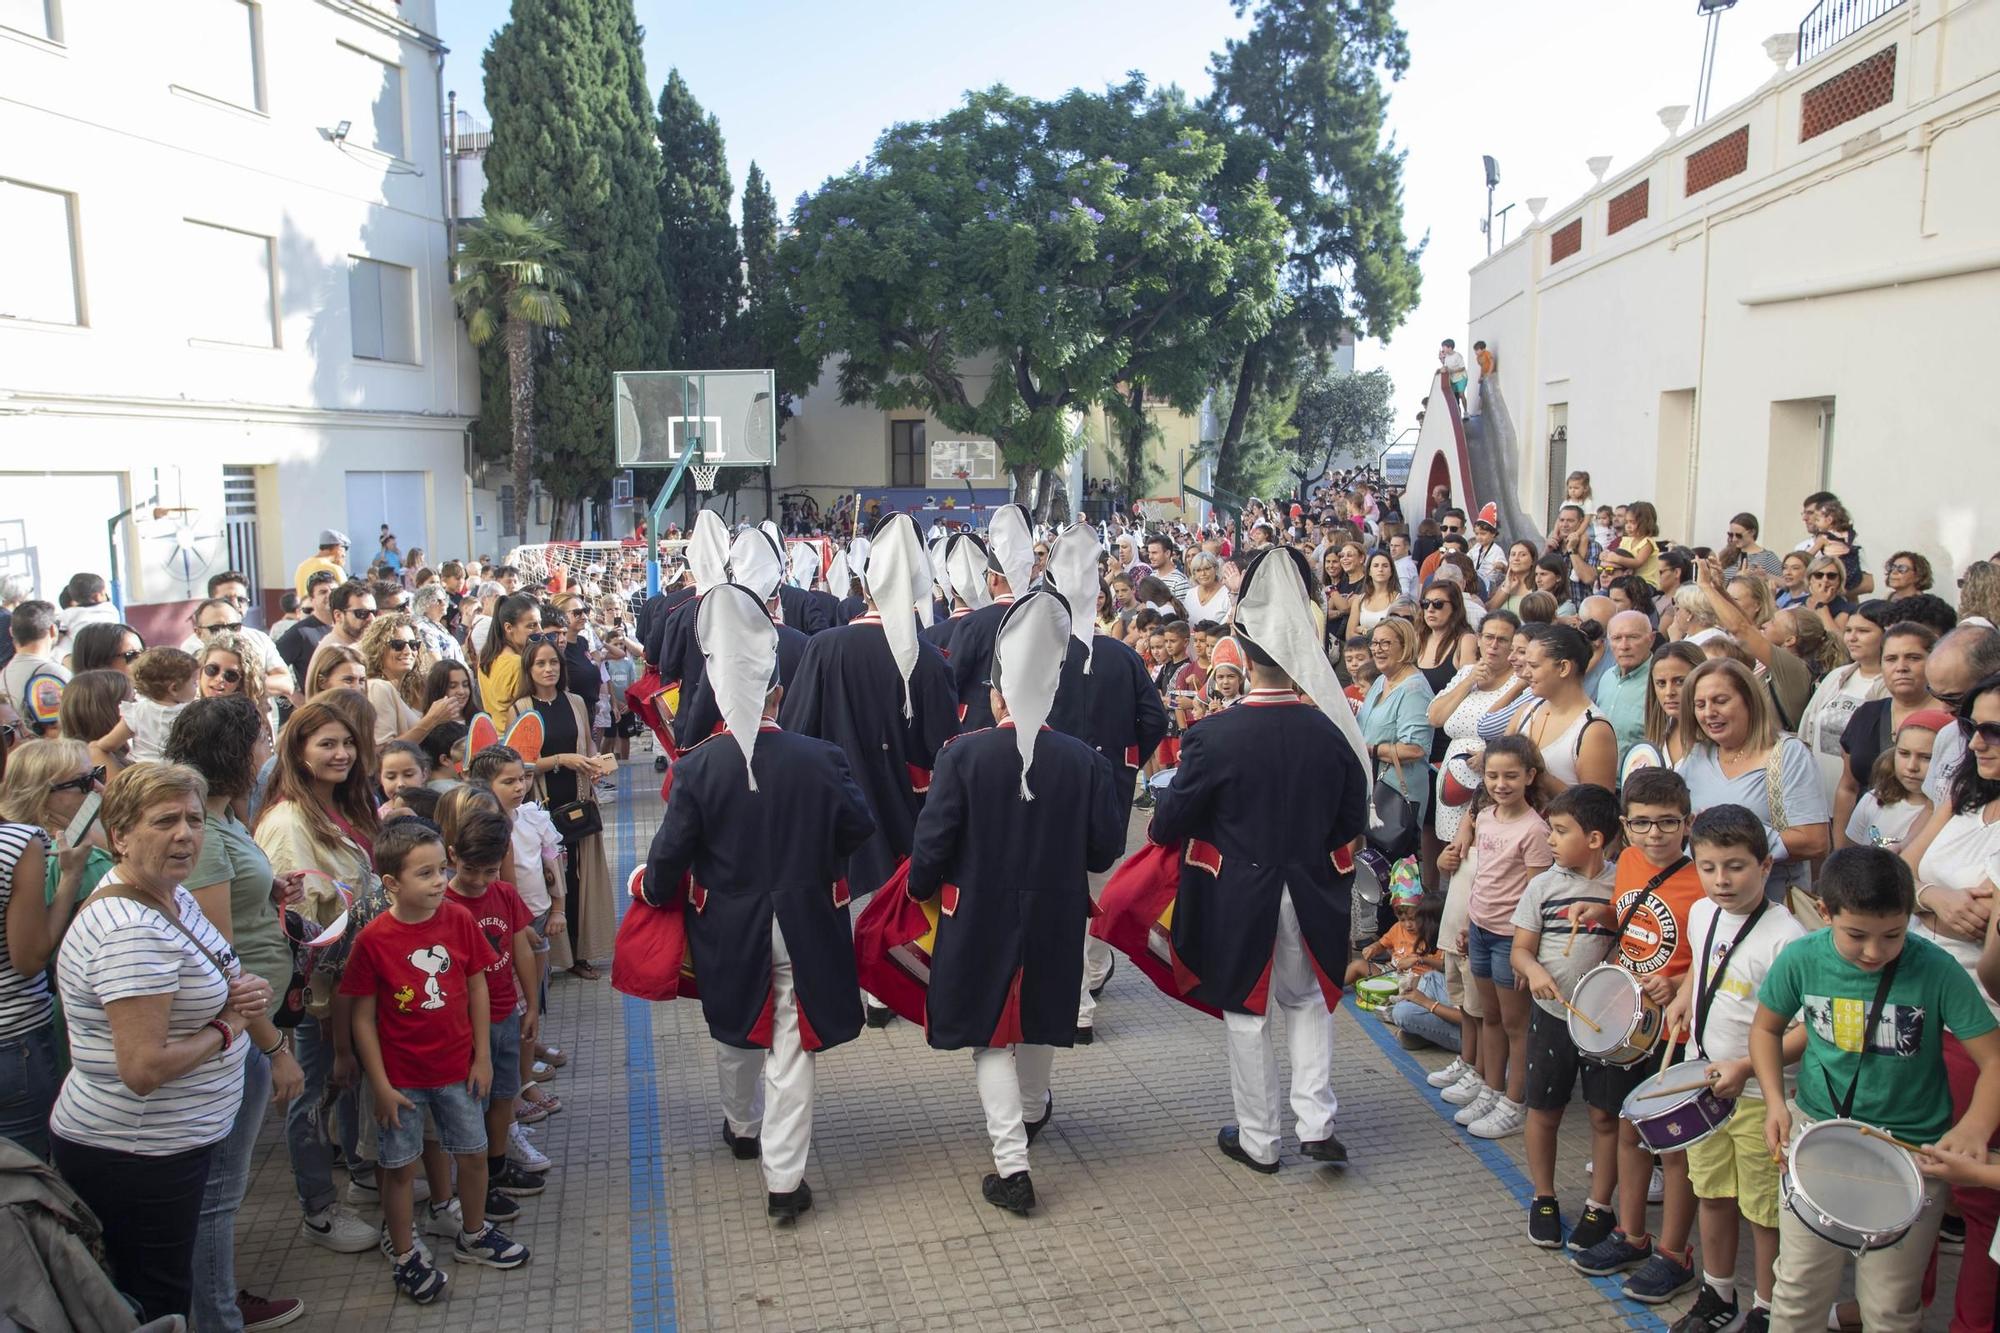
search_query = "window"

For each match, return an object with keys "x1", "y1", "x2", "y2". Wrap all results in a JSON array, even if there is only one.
[
  {"x1": 339, "y1": 43, "x2": 405, "y2": 158},
  {"x1": 0, "y1": 0, "x2": 60, "y2": 42},
  {"x1": 184, "y1": 220, "x2": 276, "y2": 347},
  {"x1": 349, "y1": 257, "x2": 416, "y2": 363},
  {"x1": 182, "y1": 0, "x2": 263, "y2": 112},
  {"x1": 0, "y1": 179, "x2": 81, "y2": 325},
  {"x1": 889, "y1": 420, "x2": 927, "y2": 487}
]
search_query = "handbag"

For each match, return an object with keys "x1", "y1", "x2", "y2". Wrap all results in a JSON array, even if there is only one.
[
  {"x1": 1367, "y1": 756, "x2": 1422, "y2": 862},
  {"x1": 548, "y1": 796, "x2": 603, "y2": 841}
]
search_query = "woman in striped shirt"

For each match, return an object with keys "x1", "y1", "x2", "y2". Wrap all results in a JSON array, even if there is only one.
[{"x1": 47, "y1": 763, "x2": 273, "y2": 1322}]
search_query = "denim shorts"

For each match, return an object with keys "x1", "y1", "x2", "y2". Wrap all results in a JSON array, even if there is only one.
[
  {"x1": 486, "y1": 1010, "x2": 523, "y2": 1104},
  {"x1": 1465, "y1": 922, "x2": 1517, "y2": 987},
  {"x1": 529, "y1": 908, "x2": 553, "y2": 957},
  {"x1": 376, "y1": 1081, "x2": 486, "y2": 1169}
]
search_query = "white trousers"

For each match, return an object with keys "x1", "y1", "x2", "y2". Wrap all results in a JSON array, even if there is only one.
[
  {"x1": 1077, "y1": 865, "x2": 1115, "y2": 1028},
  {"x1": 1222, "y1": 887, "x2": 1336, "y2": 1166},
  {"x1": 714, "y1": 919, "x2": 814, "y2": 1192},
  {"x1": 974, "y1": 1044, "x2": 1055, "y2": 1177}
]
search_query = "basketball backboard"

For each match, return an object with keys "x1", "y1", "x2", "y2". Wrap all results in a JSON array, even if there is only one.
[
  {"x1": 929, "y1": 438, "x2": 1000, "y2": 482},
  {"x1": 614, "y1": 369, "x2": 777, "y2": 468}
]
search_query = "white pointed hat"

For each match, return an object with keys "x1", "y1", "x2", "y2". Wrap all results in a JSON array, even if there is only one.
[
  {"x1": 688, "y1": 509, "x2": 731, "y2": 594},
  {"x1": 786, "y1": 539, "x2": 818, "y2": 589},
  {"x1": 865, "y1": 512, "x2": 932, "y2": 718},
  {"x1": 826, "y1": 550, "x2": 851, "y2": 596},
  {"x1": 727, "y1": 527, "x2": 784, "y2": 602},
  {"x1": 928, "y1": 529, "x2": 954, "y2": 601},
  {"x1": 985, "y1": 503, "x2": 1035, "y2": 599},
  {"x1": 991, "y1": 590, "x2": 1070, "y2": 800},
  {"x1": 695, "y1": 583, "x2": 779, "y2": 790},
  {"x1": 1046, "y1": 522, "x2": 1101, "y2": 673},
  {"x1": 945, "y1": 533, "x2": 994, "y2": 609}
]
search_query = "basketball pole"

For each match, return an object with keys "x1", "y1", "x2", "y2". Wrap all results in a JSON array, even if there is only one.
[{"x1": 643, "y1": 374, "x2": 704, "y2": 597}]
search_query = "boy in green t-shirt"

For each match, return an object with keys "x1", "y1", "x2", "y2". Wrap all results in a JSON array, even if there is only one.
[{"x1": 1751, "y1": 847, "x2": 2000, "y2": 1330}]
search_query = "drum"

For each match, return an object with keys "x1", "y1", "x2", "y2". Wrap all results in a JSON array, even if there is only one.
[
  {"x1": 1621, "y1": 1061, "x2": 1735, "y2": 1153},
  {"x1": 1567, "y1": 964, "x2": 1663, "y2": 1067},
  {"x1": 1781, "y1": 1118, "x2": 1926, "y2": 1255},
  {"x1": 1355, "y1": 975, "x2": 1400, "y2": 1011}
]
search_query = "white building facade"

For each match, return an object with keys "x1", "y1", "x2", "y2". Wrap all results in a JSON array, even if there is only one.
[
  {"x1": 1470, "y1": 0, "x2": 1999, "y2": 577},
  {"x1": 0, "y1": 0, "x2": 477, "y2": 640}
]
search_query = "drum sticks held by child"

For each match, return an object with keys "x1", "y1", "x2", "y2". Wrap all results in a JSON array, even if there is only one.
[{"x1": 1556, "y1": 994, "x2": 1603, "y2": 1033}]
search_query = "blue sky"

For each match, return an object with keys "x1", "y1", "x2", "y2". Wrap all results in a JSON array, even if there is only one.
[{"x1": 438, "y1": 0, "x2": 1808, "y2": 434}]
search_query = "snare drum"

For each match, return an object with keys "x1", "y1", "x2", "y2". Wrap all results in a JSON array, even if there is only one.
[
  {"x1": 1567, "y1": 964, "x2": 1664, "y2": 1067},
  {"x1": 1355, "y1": 975, "x2": 1400, "y2": 1011},
  {"x1": 1621, "y1": 1061, "x2": 1735, "y2": 1153},
  {"x1": 1782, "y1": 1118, "x2": 1927, "y2": 1255}
]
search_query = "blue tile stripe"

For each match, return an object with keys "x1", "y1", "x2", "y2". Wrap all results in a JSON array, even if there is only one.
[
  {"x1": 616, "y1": 762, "x2": 677, "y2": 1332},
  {"x1": 1346, "y1": 995, "x2": 1669, "y2": 1331}
]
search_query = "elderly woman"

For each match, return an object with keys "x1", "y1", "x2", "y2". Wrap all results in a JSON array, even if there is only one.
[
  {"x1": 1186, "y1": 550, "x2": 1232, "y2": 624},
  {"x1": 358, "y1": 613, "x2": 456, "y2": 750},
  {"x1": 1882, "y1": 551, "x2": 1933, "y2": 598},
  {"x1": 59, "y1": 667, "x2": 135, "y2": 774},
  {"x1": 165, "y1": 697, "x2": 306, "y2": 1330},
  {"x1": 1676, "y1": 658, "x2": 1830, "y2": 903},
  {"x1": 47, "y1": 763, "x2": 272, "y2": 1321},
  {"x1": 0, "y1": 738, "x2": 100, "y2": 1158},
  {"x1": 408, "y1": 582, "x2": 465, "y2": 665},
  {"x1": 1803, "y1": 555, "x2": 1856, "y2": 630},
  {"x1": 1358, "y1": 616, "x2": 1436, "y2": 828}
]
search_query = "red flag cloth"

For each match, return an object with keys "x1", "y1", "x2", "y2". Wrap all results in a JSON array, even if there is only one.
[
  {"x1": 851, "y1": 858, "x2": 939, "y2": 1025},
  {"x1": 1089, "y1": 840, "x2": 1221, "y2": 1019},
  {"x1": 625, "y1": 669, "x2": 678, "y2": 757},
  {"x1": 610, "y1": 865, "x2": 700, "y2": 1002}
]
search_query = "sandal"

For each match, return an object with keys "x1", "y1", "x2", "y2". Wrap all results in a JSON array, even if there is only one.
[
  {"x1": 567, "y1": 961, "x2": 601, "y2": 981},
  {"x1": 522, "y1": 1086, "x2": 564, "y2": 1115},
  {"x1": 529, "y1": 1060, "x2": 559, "y2": 1081},
  {"x1": 536, "y1": 1045, "x2": 567, "y2": 1068},
  {"x1": 515, "y1": 1099, "x2": 551, "y2": 1125}
]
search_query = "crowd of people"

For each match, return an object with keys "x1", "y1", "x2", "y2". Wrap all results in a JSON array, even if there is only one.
[
  {"x1": 6, "y1": 460, "x2": 2000, "y2": 1333},
  {"x1": 0, "y1": 529, "x2": 649, "y2": 1324}
]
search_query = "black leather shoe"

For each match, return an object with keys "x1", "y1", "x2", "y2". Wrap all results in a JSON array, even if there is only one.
[
  {"x1": 1089, "y1": 956, "x2": 1117, "y2": 999},
  {"x1": 653, "y1": 754, "x2": 668, "y2": 772},
  {"x1": 1217, "y1": 1125, "x2": 1280, "y2": 1174},
  {"x1": 767, "y1": 1180, "x2": 812, "y2": 1222},
  {"x1": 1025, "y1": 1092, "x2": 1053, "y2": 1145},
  {"x1": 981, "y1": 1171, "x2": 1035, "y2": 1215},
  {"x1": 1299, "y1": 1134, "x2": 1348, "y2": 1165},
  {"x1": 864, "y1": 1003, "x2": 895, "y2": 1029},
  {"x1": 721, "y1": 1121, "x2": 761, "y2": 1160},
  {"x1": 1073, "y1": 1025, "x2": 1094, "y2": 1045}
]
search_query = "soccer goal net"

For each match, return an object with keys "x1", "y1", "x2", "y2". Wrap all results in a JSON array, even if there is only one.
[{"x1": 504, "y1": 539, "x2": 686, "y2": 595}]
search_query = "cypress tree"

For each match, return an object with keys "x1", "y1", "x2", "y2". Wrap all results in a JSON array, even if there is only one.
[
  {"x1": 657, "y1": 69, "x2": 742, "y2": 370},
  {"x1": 478, "y1": 0, "x2": 670, "y2": 536}
]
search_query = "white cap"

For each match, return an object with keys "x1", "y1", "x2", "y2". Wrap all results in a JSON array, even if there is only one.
[
  {"x1": 991, "y1": 590, "x2": 1070, "y2": 800},
  {"x1": 787, "y1": 540, "x2": 818, "y2": 589},
  {"x1": 865, "y1": 513, "x2": 932, "y2": 718},
  {"x1": 727, "y1": 528, "x2": 784, "y2": 602},
  {"x1": 826, "y1": 550, "x2": 851, "y2": 596},
  {"x1": 689, "y1": 510, "x2": 731, "y2": 594},
  {"x1": 848, "y1": 535, "x2": 871, "y2": 576},
  {"x1": 696, "y1": 583, "x2": 779, "y2": 790},
  {"x1": 945, "y1": 533, "x2": 993, "y2": 609},
  {"x1": 986, "y1": 503, "x2": 1035, "y2": 598},
  {"x1": 1047, "y1": 522, "x2": 1102, "y2": 673}
]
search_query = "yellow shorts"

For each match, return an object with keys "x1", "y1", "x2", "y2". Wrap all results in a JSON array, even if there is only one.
[
  {"x1": 1685, "y1": 1093, "x2": 1780, "y2": 1230},
  {"x1": 1441, "y1": 949, "x2": 1484, "y2": 1020}
]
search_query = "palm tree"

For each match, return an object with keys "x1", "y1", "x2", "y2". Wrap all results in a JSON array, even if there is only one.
[{"x1": 452, "y1": 210, "x2": 578, "y2": 538}]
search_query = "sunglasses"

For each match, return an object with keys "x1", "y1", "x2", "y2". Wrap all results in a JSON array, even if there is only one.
[
  {"x1": 385, "y1": 638, "x2": 420, "y2": 653},
  {"x1": 1441, "y1": 524, "x2": 1463, "y2": 533},
  {"x1": 566, "y1": 607, "x2": 587, "y2": 618},
  {"x1": 201, "y1": 662, "x2": 242, "y2": 685},
  {"x1": 198, "y1": 621, "x2": 244, "y2": 634},
  {"x1": 526, "y1": 631, "x2": 555, "y2": 645},
  {"x1": 1809, "y1": 572, "x2": 1843, "y2": 581},
  {"x1": 1726, "y1": 530, "x2": 1748, "y2": 540},
  {"x1": 1885, "y1": 563, "x2": 1913, "y2": 575},
  {"x1": 346, "y1": 608, "x2": 378, "y2": 621},
  {"x1": 1965, "y1": 720, "x2": 2000, "y2": 748},
  {"x1": 50, "y1": 766, "x2": 106, "y2": 795},
  {"x1": 1420, "y1": 599, "x2": 1450, "y2": 610}
]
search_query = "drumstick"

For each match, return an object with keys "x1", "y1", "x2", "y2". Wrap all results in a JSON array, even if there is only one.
[
  {"x1": 1552, "y1": 992, "x2": 1600, "y2": 1032},
  {"x1": 1648, "y1": 1075, "x2": 1720, "y2": 1098},
  {"x1": 1563, "y1": 922, "x2": 1578, "y2": 958},
  {"x1": 1859, "y1": 1126, "x2": 1926, "y2": 1154}
]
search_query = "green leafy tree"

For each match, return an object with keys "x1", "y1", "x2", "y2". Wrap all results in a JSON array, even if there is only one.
[
  {"x1": 1206, "y1": 0, "x2": 1424, "y2": 478},
  {"x1": 657, "y1": 69, "x2": 742, "y2": 369},
  {"x1": 452, "y1": 212, "x2": 579, "y2": 538},
  {"x1": 1286, "y1": 367, "x2": 1395, "y2": 491},
  {"x1": 480, "y1": 0, "x2": 669, "y2": 536},
  {"x1": 778, "y1": 80, "x2": 1286, "y2": 519},
  {"x1": 1207, "y1": 372, "x2": 1301, "y2": 503}
]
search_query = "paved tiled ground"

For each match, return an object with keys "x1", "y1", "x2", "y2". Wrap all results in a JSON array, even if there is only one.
[{"x1": 236, "y1": 756, "x2": 1957, "y2": 1331}]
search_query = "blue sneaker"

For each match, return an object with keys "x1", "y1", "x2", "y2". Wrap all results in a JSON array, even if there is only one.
[
  {"x1": 1570, "y1": 1231, "x2": 1653, "y2": 1277},
  {"x1": 453, "y1": 1221, "x2": 529, "y2": 1269},
  {"x1": 1622, "y1": 1250, "x2": 1698, "y2": 1304},
  {"x1": 391, "y1": 1247, "x2": 447, "y2": 1304}
]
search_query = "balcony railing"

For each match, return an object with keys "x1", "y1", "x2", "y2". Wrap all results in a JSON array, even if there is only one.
[{"x1": 1797, "y1": 0, "x2": 1906, "y2": 65}]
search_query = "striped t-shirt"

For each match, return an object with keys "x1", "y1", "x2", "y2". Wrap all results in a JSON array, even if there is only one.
[
  {"x1": 49, "y1": 877, "x2": 247, "y2": 1155},
  {"x1": 0, "y1": 822, "x2": 53, "y2": 1040}
]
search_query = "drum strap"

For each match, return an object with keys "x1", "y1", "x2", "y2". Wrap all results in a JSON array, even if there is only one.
[
  {"x1": 1825, "y1": 952, "x2": 1902, "y2": 1120},
  {"x1": 1692, "y1": 902, "x2": 1767, "y2": 1053},
  {"x1": 1615, "y1": 856, "x2": 1692, "y2": 940}
]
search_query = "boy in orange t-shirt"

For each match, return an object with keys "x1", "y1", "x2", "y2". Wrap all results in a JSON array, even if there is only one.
[{"x1": 1564, "y1": 768, "x2": 1704, "y2": 1304}]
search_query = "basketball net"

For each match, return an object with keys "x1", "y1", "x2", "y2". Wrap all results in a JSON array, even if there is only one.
[{"x1": 691, "y1": 463, "x2": 721, "y2": 494}]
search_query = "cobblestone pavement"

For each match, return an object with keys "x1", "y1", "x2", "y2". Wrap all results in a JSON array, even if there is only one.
[{"x1": 236, "y1": 757, "x2": 1957, "y2": 1331}]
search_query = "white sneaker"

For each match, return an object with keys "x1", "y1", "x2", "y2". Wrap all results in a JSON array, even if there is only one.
[
  {"x1": 301, "y1": 1204, "x2": 378, "y2": 1254},
  {"x1": 508, "y1": 1122, "x2": 554, "y2": 1172},
  {"x1": 422, "y1": 1197, "x2": 464, "y2": 1239},
  {"x1": 1426, "y1": 1057, "x2": 1471, "y2": 1089},
  {"x1": 1468, "y1": 1096, "x2": 1527, "y2": 1140},
  {"x1": 1647, "y1": 1163, "x2": 1666, "y2": 1204},
  {"x1": 1453, "y1": 1087, "x2": 1500, "y2": 1126},
  {"x1": 1440, "y1": 1071, "x2": 1486, "y2": 1106}
]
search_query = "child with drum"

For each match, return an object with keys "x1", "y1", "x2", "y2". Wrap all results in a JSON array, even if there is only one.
[
  {"x1": 1659, "y1": 807, "x2": 1809, "y2": 1333},
  {"x1": 1344, "y1": 861, "x2": 1438, "y2": 986},
  {"x1": 1503, "y1": 783, "x2": 1623, "y2": 1246},
  {"x1": 1567, "y1": 768, "x2": 1708, "y2": 1303},
  {"x1": 1751, "y1": 848, "x2": 2000, "y2": 1331}
]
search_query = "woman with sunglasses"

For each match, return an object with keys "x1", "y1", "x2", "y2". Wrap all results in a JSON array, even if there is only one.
[
  {"x1": 0, "y1": 738, "x2": 102, "y2": 1160},
  {"x1": 1803, "y1": 555, "x2": 1857, "y2": 630},
  {"x1": 1901, "y1": 674, "x2": 2000, "y2": 1329},
  {"x1": 477, "y1": 593, "x2": 545, "y2": 728},
  {"x1": 68, "y1": 621, "x2": 143, "y2": 675},
  {"x1": 510, "y1": 639, "x2": 616, "y2": 980},
  {"x1": 357, "y1": 613, "x2": 456, "y2": 750},
  {"x1": 1883, "y1": 550, "x2": 1934, "y2": 597}
]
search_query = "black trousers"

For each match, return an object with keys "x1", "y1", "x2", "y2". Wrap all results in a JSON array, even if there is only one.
[{"x1": 52, "y1": 1133, "x2": 213, "y2": 1320}]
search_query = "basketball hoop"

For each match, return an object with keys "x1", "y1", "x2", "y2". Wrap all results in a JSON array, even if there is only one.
[{"x1": 690, "y1": 463, "x2": 721, "y2": 494}]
